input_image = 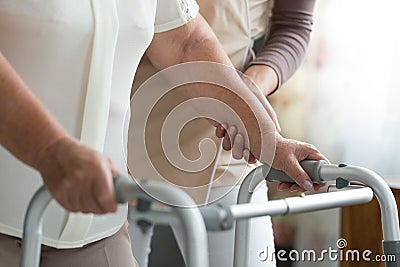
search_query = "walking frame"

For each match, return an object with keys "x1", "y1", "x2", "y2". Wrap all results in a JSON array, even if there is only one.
[{"x1": 20, "y1": 160, "x2": 400, "y2": 267}]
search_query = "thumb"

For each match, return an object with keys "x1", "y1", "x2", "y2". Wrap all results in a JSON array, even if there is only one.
[{"x1": 285, "y1": 159, "x2": 314, "y2": 192}]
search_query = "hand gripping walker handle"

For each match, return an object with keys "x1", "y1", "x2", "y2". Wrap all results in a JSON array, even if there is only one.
[
  {"x1": 262, "y1": 160, "x2": 328, "y2": 184},
  {"x1": 113, "y1": 174, "x2": 136, "y2": 203},
  {"x1": 20, "y1": 175, "x2": 132, "y2": 267}
]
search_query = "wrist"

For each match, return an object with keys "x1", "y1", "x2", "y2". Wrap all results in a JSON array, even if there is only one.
[
  {"x1": 33, "y1": 135, "x2": 73, "y2": 171},
  {"x1": 244, "y1": 65, "x2": 278, "y2": 96}
]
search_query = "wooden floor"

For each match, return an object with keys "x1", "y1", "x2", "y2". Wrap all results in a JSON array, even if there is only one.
[{"x1": 341, "y1": 189, "x2": 400, "y2": 267}]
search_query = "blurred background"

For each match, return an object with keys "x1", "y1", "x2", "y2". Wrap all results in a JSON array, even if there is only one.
[{"x1": 269, "y1": 0, "x2": 400, "y2": 266}]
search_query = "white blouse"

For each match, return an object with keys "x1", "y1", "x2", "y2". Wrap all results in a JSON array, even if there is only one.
[{"x1": 0, "y1": 0, "x2": 198, "y2": 248}]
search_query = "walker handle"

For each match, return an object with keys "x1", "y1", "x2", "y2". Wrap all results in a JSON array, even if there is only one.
[
  {"x1": 113, "y1": 174, "x2": 135, "y2": 203},
  {"x1": 262, "y1": 160, "x2": 327, "y2": 184}
]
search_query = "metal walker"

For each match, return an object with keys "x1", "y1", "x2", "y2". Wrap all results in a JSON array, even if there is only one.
[{"x1": 20, "y1": 160, "x2": 400, "y2": 267}]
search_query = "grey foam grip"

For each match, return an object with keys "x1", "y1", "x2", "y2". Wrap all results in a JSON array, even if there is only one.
[
  {"x1": 113, "y1": 175, "x2": 135, "y2": 204},
  {"x1": 262, "y1": 160, "x2": 327, "y2": 184}
]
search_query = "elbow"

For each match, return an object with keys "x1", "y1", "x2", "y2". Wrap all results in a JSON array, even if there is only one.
[{"x1": 179, "y1": 15, "x2": 220, "y2": 63}]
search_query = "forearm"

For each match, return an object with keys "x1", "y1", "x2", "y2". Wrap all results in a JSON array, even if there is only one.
[
  {"x1": 147, "y1": 15, "x2": 276, "y2": 162},
  {"x1": 249, "y1": 0, "x2": 316, "y2": 93},
  {"x1": 0, "y1": 52, "x2": 68, "y2": 167}
]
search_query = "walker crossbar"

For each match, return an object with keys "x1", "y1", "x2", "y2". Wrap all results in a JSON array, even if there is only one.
[
  {"x1": 232, "y1": 187, "x2": 374, "y2": 266},
  {"x1": 165, "y1": 187, "x2": 373, "y2": 232},
  {"x1": 233, "y1": 160, "x2": 400, "y2": 267}
]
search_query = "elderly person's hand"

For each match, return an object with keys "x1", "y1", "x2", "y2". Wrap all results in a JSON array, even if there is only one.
[
  {"x1": 35, "y1": 136, "x2": 119, "y2": 214},
  {"x1": 270, "y1": 135, "x2": 328, "y2": 192},
  {"x1": 215, "y1": 125, "x2": 328, "y2": 192},
  {"x1": 0, "y1": 52, "x2": 120, "y2": 215},
  {"x1": 215, "y1": 70, "x2": 327, "y2": 192}
]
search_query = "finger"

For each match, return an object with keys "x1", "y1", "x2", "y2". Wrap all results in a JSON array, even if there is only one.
[
  {"x1": 313, "y1": 184, "x2": 325, "y2": 192},
  {"x1": 308, "y1": 151, "x2": 330, "y2": 164},
  {"x1": 80, "y1": 187, "x2": 104, "y2": 214},
  {"x1": 277, "y1": 182, "x2": 292, "y2": 192},
  {"x1": 216, "y1": 123, "x2": 227, "y2": 138},
  {"x1": 285, "y1": 159, "x2": 315, "y2": 192},
  {"x1": 289, "y1": 184, "x2": 305, "y2": 193},
  {"x1": 81, "y1": 174, "x2": 112, "y2": 214},
  {"x1": 94, "y1": 181, "x2": 117, "y2": 213},
  {"x1": 92, "y1": 168, "x2": 117, "y2": 213},
  {"x1": 53, "y1": 188, "x2": 79, "y2": 213},
  {"x1": 108, "y1": 158, "x2": 121, "y2": 177},
  {"x1": 54, "y1": 178, "x2": 80, "y2": 213},
  {"x1": 248, "y1": 151, "x2": 257, "y2": 164},
  {"x1": 243, "y1": 149, "x2": 257, "y2": 164},
  {"x1": 300, "y1": 144, "x2": 330, "y2": 164},
  {"x1": 232, "y1": 133, "x2": 244, "y2": 160},
  {"x1": 243, "y1": 149, "x2": 250, "y2": 162},
  {"x1": 222, "y1": 125, "x2": 237, "y2": 151}
]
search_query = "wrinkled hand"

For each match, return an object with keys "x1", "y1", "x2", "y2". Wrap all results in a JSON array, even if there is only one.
[
  {"x1": 272, "y1": 135, "x2": 329, "y2": 192},
  {"x1": 215, "y1": 124, "x2": 328, "y2": 192},
  {"x1": 214, "y1": 72, "x2": 280, "y2": 160},
  {"x1": 35, "y1": 137, "x2": 119, "y2": 214}
]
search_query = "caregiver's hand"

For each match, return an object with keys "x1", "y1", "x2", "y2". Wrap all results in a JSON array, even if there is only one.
[
  {"x1": 35, "y1": 136, "x2": 119, "y2": 214},
  {"x1": 215, "y1": 126, "x2": 328, "y2": 192}
]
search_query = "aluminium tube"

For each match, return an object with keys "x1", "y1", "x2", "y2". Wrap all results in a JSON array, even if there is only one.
[
  {"x1": 230, "y1": 187, "x2": 373, "y2": 220},
  {"x1": 319, "y1": 164, "x2": 400, "y2": 267},
  {"x1": 21, "y1": 177, "x2": 209, "y2": 267},
  {"x1": 320, "y1": 164, "x2": 400, "y2": 242},
  {"x1": 231, "y1": 187, "x2": 373, "y2": 267},
  {"x1": 116, "y1": 179, "x2": 209, "y2": 267},
  {"x1": 233, "y1": 166, "x2": 266, "y2": 267},
  {"x1": 20, "y1": 186, "x2": 52, "y2": 267},
  {"x1": 234, "y1": 161, "x2": 327, "y2": 267}
]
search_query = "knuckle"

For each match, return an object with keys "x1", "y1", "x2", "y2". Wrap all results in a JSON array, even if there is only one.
[
  {"x1": 51, "y1": 188, "x2": 63, "y2": 201},
  {"x1": 306, "y1": 144, "x2": 318, "y2": 151},
  {"x1": 95, "y1": 189, "x2": 112, "y2": 204},
  {"x1": 71, "y1": 169, "x2": 84, "y2": 181},
  {"x1": 89, "y1": 157, "x2": 103, "y2": 170},
  {"x1": 292, "y1": 172, "x2": 304, "y2": 182},
  {"x1": 59, "y1": 180, "x2": 71, "y2": 192},
  {"x1": 228, "y1": 125, "x2": 237, "y2": 132},
  {"x1": 223, "y1": 138, "x2": 232, "y2": 150}
]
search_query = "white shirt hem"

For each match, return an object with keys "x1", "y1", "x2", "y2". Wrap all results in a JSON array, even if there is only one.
[{"x1": 0, "y1": 221, "x2": 125, "y2": 249}]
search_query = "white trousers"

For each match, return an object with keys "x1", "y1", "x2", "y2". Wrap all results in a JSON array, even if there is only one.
[{"x1": 128, "y1": 183, "x2": 276, "y2": 267}]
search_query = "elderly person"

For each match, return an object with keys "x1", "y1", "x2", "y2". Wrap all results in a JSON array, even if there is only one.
[{"x1": 128, "y1": 0, "x2": 323, "y2": 266}]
